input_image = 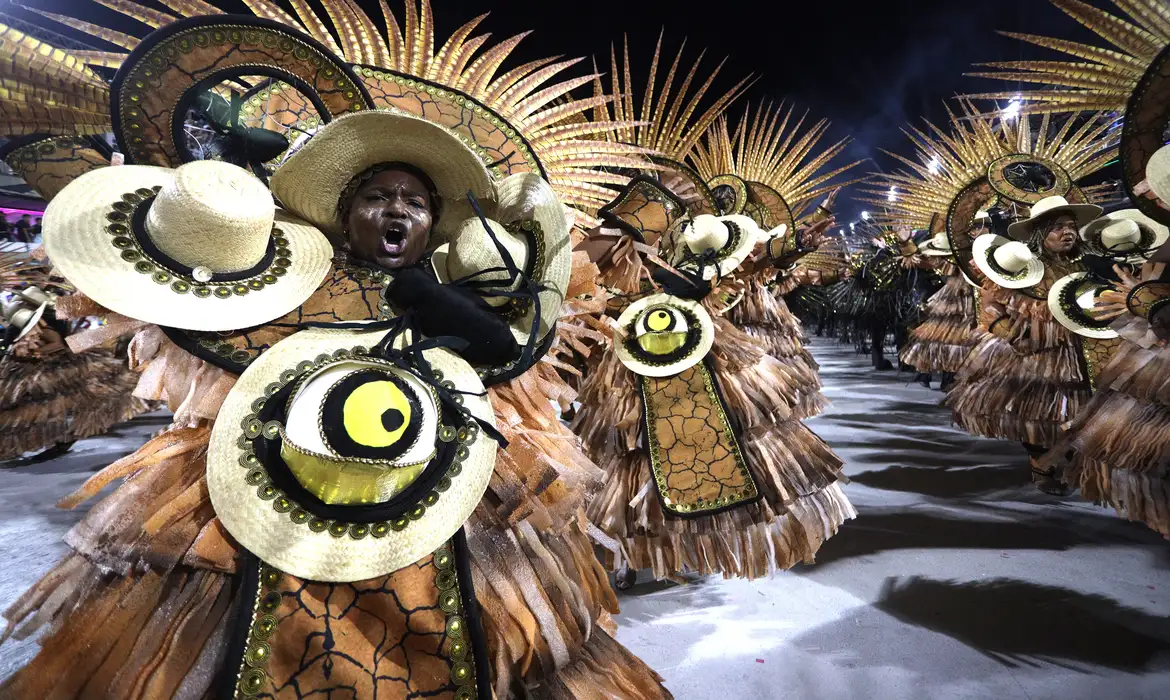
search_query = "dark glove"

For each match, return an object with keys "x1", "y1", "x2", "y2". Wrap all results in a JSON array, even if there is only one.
[{"x1": 386, "y1": 265, "x2": 522, "y2": 366}]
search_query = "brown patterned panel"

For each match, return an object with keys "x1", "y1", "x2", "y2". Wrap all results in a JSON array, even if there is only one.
[
  {"x1": 746, "y1": 181, "x2": 795, "y2": 232},
  {"x1": 648, "y1": 156, "x2": 719, "y2": 216},
  {"x1": 356, "y1": 66, "x2": 539, "y2": 178},
  {"x1": 707, "y1": 174, "x2": 749, "y2": 215},
  {"x1": 1080, "y1": 335, "x2": 1123, "y2": 390},
  {"x1": 235, "y1": 542, "x2": 478, "y2": 699},
  {"x1": 239, "y1": 80, "x2": 321, "y2": 135},
  {"x1": 1126, "y1": 280, "x2": 1170, "y2": 319},
  {"x1": 2, "y1": 136, "x2": 108, "y2": 202},
  {"x1": 946, "y1": 178, "x2": 999, "y2": 285},
  {"x1": 167, "y1": 259, "x2": 390, "y2": 373},
  {"x1": 113, "y1": 17, "x2": 370, "y2": 167},
  {"x1": 1121, "y1": 43, "x2": 1170, "y2": 226},
  {"x1": 598, "y1": 175, "x2": 688, "y2": 246},
  {"x1": 639, "y1": 363, "x2": 759, "y2": 517}
]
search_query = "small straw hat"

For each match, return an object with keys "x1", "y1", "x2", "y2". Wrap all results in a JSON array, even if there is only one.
[
  {"x1": 1146, "y1": 145, "x2": 1170, "y2": 205},
  {"x1": 271, "y1": 110, "x2": 496, "y2": 241},
  {"x1": 207, "y1": 326, "x2": 497, "y2": 582},
  {"x1": 1006, "y1": 195, "x2": 1102, "y2": 241},
  {"x1": 921, "y1": 232, "x2": 953, "y2": 256},
  {"x1": 1047, "y1": 272, "x2": 1119, "y2": 339},
  {"x1": 43, "y1": 160, "x2": 332, "y2": 332},
  {"x1": 972, "y1": 233, "x2": 1045, "y2": 289},
  {"x1": 430, "y1": 174, "x2": 570, "y2": 347},
  {"x1": 1080, "y1": 209, "x2": 1169, "y2": 263},
  {"x1": 5, "y1": 301, "x2": 47, "y2": 345},
  {"x1": 667, "y1": 214, "x2": 763, "y2": 280},
  {"x1": 614, "y1": 293, "x2": 715, "y2": 377}
]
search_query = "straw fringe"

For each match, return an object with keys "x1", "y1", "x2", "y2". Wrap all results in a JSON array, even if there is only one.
[
  {"x1": 945, "y1": 283, "x2": 1089, "y2": 447},
  {"x1": 1040, "y1": 315, "x2": 1170, "y2": 538},
  {"x1": 900, "y1": 274, "x2": 983, "y2": 374}
]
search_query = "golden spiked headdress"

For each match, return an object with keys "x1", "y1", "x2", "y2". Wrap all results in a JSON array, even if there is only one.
[
  {"x1": 690, "y1": 102, "x2": 865, "y2": 229},
  {"x1": 0, "y1": 1, "x2": 649, "y2": 223}
]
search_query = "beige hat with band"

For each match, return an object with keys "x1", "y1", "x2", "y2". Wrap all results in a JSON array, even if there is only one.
[
  {"x1": 1006, "y1": 195, "x2": 1102, "y2": 241},
  {"x1": 1047, "y1": 272, "x2": 1119, "y2": 339},
  {"x1": 430, "y1": 173, "x2": 571, "y2": 347},
  {"x1": 972, "y1": 233, "x2": 1044, "y2": 289},
  {"x1": 271, "y1": 110, "x2": 496, "y2": 241},
  {"x1": 921, "y1": 232, "x2": 953, "y2": 257},
  {"x1": 1080, "y1": 209, "x2": 1169, "y2": 264},
  {"x1": 43, "y1": 160, "x2": 333, "y2": 332},
  {"x1": 667, "y1": 214, "x2": 764, "y2": 280},
  {"x1": 207, "y1": 326, "x2": 497, "y2": 582}
]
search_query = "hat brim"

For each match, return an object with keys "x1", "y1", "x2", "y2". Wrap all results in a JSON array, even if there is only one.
[
  {"x1": 675, "y1": 215, "x2": 762, "y2": 280},
  {"x1": 1047, "y1": 272, "x2": 1118, "y2": 339},
  {"x1": 972, "y1": 233, "x2": 1044, "y2": 289},
  {"x1": 921, "y1": 236, "x2": 953, "y2": 257},
  {"x1": 614, "y1": 294, "x2": 714, "y2": 377},
  {"x1": 1006, "y1": 203, "x2": 1103, "y2": 241},
  {"x1": 207, "y1": 326, "x2": 497, "y2": 582},
  {"x1": 43, "y1": 166, "x2": 334, "y2": 333},
  {"x1": 271, "y1": 110, "x2": 496, "y2": 240}
]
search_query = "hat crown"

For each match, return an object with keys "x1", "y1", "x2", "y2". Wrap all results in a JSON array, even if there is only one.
[
  {"x1": 1101, "y1": 219, "x2": 1142, "y2": 249},
  {"x1": 1028, "y1": 196, "x2": 1075, "y2": 220},
  {"x1": 446, "y1": 218, "x2": 527, "y2": 304},
  {"x1": 993, "y1": 240, "x2": 1036, "y2": 272},
  {"x1": 145, "y1": 161, "x2": 274, "y2": 273},
  {"x1": 682, "y1": 215, "x2": 730, "y2": 255}
]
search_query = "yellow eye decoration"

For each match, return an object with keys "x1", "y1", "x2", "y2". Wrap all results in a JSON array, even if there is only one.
[
  {"x1": 615, "y1": 293, "x2": 714, "y2": 378},
  {"x1": 340, "y1": 378, "x2": 414, "y2": 449}
]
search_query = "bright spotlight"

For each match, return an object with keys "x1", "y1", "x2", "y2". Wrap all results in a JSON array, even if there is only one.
[
  {"x1": 886, "y1": 187, "x2": 898, "y2": 202},
  {"x1": 861, "y1": 211, "x2": 871, "y2": 221}
]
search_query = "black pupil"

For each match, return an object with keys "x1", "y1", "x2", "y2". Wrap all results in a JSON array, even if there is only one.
[{"x1": 381, "y1": 408, "x2": 405, "y2": 432}]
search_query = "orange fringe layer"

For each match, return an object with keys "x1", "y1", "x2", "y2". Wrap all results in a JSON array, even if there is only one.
[
  {"x1": 1040, "y1": 316, "x2": 1170, "y2": 538},
  {"x1": 1, "y1": 326, "x2": 670, "y2": 699},
  {"x1": 573, "y1": 308, "x2": 855, "y2": 581},
  {"x1": 900, "y1": 275, "x2": 982, "y2": 374}
]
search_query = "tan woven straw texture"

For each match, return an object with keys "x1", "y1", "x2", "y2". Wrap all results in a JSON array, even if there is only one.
[{"x1": 43, "y1": 161, "x2": 333, "y2": 332}]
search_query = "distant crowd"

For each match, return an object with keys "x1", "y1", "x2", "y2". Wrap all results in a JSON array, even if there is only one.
[{"x1": 1, "y1": 214, "x2": 42, "y2": 244}]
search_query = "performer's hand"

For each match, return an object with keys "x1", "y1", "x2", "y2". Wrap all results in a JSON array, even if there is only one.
[
  {"x1": 661, "y1": 171, "x2": 701, "y2": 205},
  {"x1": 799, "y1": 217, "x2": 834, "y2": 250}
]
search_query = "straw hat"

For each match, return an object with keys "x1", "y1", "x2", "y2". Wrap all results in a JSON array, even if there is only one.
[
  {"x1": 430, "y1": 174, "x2": 570, "y2": 348},
  {"x1": 1080, "y1": 209, "x2": 1169, "y2": 263},
  {"x1": 207, "y1": 326, "x2": 497, "y2": 582},
  {"x1": 1006, "y1": 195, "x2": 1102, "y2": 241},
  {"x1": 614, "y1": 293, "x2": 715, "y2": 377},
  {"x1": 972, "y1": 234, "x2": 1045, "y2": 289},
  {"x1": 668, "y1": 214, "x2": 763, "y2": 280},
  {"x1": 43, "y1": 160, "x2": 332, "y2": 332},
  {"x1": 1047, "y1": 272, "x2": 1118, "y2": 339},
  {"x1": 5, "y1": 301, "x2": 46, "y2": 345},
  {"x1": 1146, "y1": 145, "x2": 1170, "y2": 205},
  {"x1": 271, "y1": 110, "x2": 495, "y2": 241},
  {"x1": 920, "y1": 232, "x2": 953, "y2": 256}
]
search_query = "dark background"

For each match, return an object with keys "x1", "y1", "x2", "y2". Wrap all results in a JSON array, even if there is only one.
[{"x1": 11, "y1": 0, "x2": 1113, "y2": 228}]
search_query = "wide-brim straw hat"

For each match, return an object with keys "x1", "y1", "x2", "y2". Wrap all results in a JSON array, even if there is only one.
[
  {"x1": 1047, "y1": 272, "x2": 1118, "y2": 339},
  {"x1": 614, "y1": 293, "x2": 714, "y2": 377},
  {"x1": 207, "y1": 326, "x2": 497, "y2": 582},
  {"x1": 1006, "y1": 195, "x2": 1103, "y2": 241},
  {"x1": 972, "y1": 233, "x2": 1045, "y2": 289},
  {"x1": 921, "y1": 232, "x2": 953, "y2": 256},
  {"x1": 431, "y1": 174, "x2": 570, "y2": 348},
  {"x1": 1080, "y1": 209, "x2": 1170, "y2": 264},
  {"x1": 10, "y1": 301, "x2": 47, "y2": 345},
  {"x1": 43, "y1": 161, "x2": 332, "y2": 332},
  {"x1": 669, "y1": 214, "x2": 763, "y2": 280},
  {"x1": 271, "y1": 110, "x2": 496, "y2": 241},
  {"x1": 1146, "y1": 145, "x2": 1170, "y2": 205}
]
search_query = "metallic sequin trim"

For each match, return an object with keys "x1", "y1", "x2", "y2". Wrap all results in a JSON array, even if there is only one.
[
  {"x1": 235, "y1": 565, "x2": 282, "y2": 698},
  {"x1": 434, "y1": 543, "x2": 477, "y2": 700}
]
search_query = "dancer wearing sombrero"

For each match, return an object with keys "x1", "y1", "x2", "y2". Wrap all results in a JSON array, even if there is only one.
[
  {"x1": 574, "y1": 209, "x2": 855, "y2": 582},
  {"x1": 0, "y1": 8, "x2": 671, "y2": 699},
  {"x1": 974, "y1": 2, "x2": 1170, "y2": 532}
]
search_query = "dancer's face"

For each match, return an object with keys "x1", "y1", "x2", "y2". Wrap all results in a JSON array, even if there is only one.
[
  {"x1": 1041, "y1": 214, "x2": 1079, "y2": 255},
  {"x1": 345, "y1": 169, "x2": 435, "y2": 269}
]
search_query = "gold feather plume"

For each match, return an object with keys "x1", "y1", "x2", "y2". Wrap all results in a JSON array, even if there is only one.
[
  {"x1": 860, "y1": 101, "x2": 1120, "y2": 229},
  {"x1": 690, "y1": 102, "x2": 867, "y2": 220},
  {"x1": 964, "y1": 0, "x2": 1170, "y2": 114},
  {"x1": 592, "y1": 31, "x2": 754, "y2": 162},
  {"x1": 0, "y1": 0, "x2": 649, "y2": 217}
]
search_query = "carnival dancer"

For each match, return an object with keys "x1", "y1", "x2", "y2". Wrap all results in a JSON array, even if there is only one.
[{"x1": 574, "y1": 210, "x2": 855, "y2": 582}]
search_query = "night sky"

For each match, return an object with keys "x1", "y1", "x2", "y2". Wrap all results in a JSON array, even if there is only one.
[{"x1": 23, "y1": 0, "x2": 1112, "y2": 224}]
